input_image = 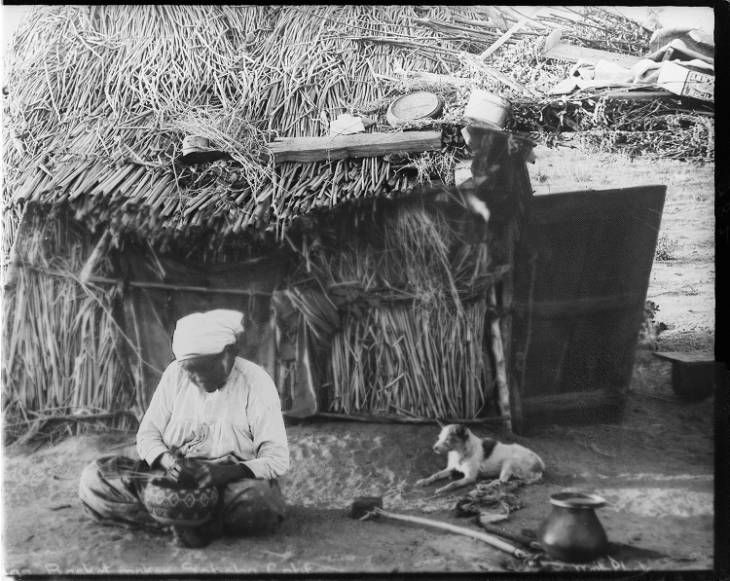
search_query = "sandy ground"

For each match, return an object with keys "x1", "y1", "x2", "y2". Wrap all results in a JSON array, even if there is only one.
[
  {"x1": 531, "y1": 144, "x2": 715, "y2": 351},
  {"x1": 1, "y1": 390, "x2": 714, "y2": 574},
  {"x1": 2, "y1": 148, "x2": 716, "y2": 574}
]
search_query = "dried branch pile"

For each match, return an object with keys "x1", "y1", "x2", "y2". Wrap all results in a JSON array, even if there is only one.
[
  {"x1": 2, "y1": 213, "x2": 139, "y2": 442},
  {"x1": 3, "y1": 5, "x2": 711, "y2": 255},
  {"x1": 2, "y1": 5, "x2": 478, "y2": 251}
]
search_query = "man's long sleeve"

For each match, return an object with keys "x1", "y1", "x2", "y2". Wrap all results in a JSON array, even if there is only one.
[
  {"x1": 241, "y1": 366, "x2": 290, "y2": 480},
  {"x1": 136, "y1": 365, "x2": 175, "y2": 466}
]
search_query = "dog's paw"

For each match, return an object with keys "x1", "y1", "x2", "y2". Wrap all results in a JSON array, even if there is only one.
[{"x1": 414, "y1": 478, "x2": 431, "y2": 487}]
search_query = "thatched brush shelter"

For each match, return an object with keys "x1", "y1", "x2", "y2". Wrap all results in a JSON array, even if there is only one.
[{"x1": 4, "y1": 5, "x2": 550, "y2": 440}]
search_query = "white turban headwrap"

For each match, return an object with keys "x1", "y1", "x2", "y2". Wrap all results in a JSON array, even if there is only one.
[{"x1": 172, "y1": 309, "x2": 244, "y2": 361}]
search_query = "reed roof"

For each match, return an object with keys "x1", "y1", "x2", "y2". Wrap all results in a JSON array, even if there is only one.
[{"x1": 4, "y1": 5, "x2": 677, "y2": 251}]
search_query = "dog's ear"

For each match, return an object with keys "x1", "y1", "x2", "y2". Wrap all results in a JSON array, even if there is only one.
[{"x1": 455, "y1": 424, "x2": 469, "y2": 440}]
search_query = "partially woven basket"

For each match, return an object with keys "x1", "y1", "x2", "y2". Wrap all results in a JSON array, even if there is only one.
[{"x1": 142, "y1": 480, "x2": 220, "y2": 527}]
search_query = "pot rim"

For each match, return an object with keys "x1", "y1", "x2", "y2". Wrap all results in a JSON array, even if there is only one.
[{"x1": 549, "y1": 491, "x2": 606, "y2": 509}]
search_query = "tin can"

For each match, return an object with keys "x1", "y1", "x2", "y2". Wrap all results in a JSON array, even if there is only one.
[{"x1": 463, "y1": 89, "x2": 511, "y2": 130}]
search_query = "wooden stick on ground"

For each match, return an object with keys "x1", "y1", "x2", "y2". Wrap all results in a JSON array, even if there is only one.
[
  {"x1": 372, "y1": 508, "x2": 532, "y2": 559},
  {"x1": 479, "y1": 522, "x2": 543, "y2": 551}
]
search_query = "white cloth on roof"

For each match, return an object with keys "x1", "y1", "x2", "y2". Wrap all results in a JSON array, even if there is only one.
[{"x1": 172, "y1": 309, "x2": 245, "y2": 361}]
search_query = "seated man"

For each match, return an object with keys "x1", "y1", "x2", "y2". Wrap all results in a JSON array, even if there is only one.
[{"x1": 79, "y1": 309, "x2": 289, "y2": 547}]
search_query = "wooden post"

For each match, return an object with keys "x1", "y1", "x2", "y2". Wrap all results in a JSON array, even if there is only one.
[
  {"x1": 500, "y1": 219, "x2": 523, "y2": 434},
  {"x1": 489, "y1": 285, "x2": 512, "y2": 433}
]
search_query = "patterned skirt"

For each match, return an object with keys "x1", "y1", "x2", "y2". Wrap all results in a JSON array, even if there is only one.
[{"x1": 78, "y1": 455, "x2": 286, "y2": 536}]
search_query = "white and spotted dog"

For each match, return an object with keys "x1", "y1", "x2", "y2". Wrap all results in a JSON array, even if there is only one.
[{"x1": 415, "y1": 424, "x2": 545, "y2": 495}]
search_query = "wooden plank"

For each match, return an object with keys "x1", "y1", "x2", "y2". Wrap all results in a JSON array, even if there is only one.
[
  {"x1": 267, "y1": 131, "x2": 441, "y2": 164},
  {"x1": 544, "y1": 41, "x2": 642, "y2": 70},
  {"x1": 514, "y1": 184, "x2": 666, "y2": 404},
  {"x1": 522, "y1": 389, "x2": 624, "y2": 417},
  {"x1": 396, "y1": 70, "x2": 472, "y2": 88},
  {"x1": 528, "y1": 186, "x2": 667, "y2": 225},
  {"x1": 654, "y1": 351, "x2": 715, "y2": 364},
  {"x1": 598, "y1": 90, "x2": 676, "y2": 100},
  {"x1": 513, "y1": 291, "x2": 646, "y2": 318}
]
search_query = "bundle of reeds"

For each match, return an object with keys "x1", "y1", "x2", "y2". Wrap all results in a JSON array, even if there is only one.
[
  {"x1": 291, "y1": 198, "x2": 497, "y2": 419},
  {"x1": 5, "y1": 5, "x2": 483, "y2": 251},
  {"x1": 329, "y1": 301, "x2": 491, "y2": 418},
  {"x1": 1, "y1": 213, "x2": 140, "y2": 442}
]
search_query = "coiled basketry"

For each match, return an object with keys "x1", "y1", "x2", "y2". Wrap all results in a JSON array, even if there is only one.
[{"x1": 142, "y1": 479, "x2": 220, "y2": 527}]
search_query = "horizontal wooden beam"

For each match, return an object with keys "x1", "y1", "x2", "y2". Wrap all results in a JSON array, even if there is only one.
[
  {"x1": 654, "y1": 351, "x2": 715, "y2": 364},
  {"x1": 513, "y1": 292, "x2": 645, "y2": 318},
  {"x1": 89, "y1": 275, "x2": 271, "y2": 296},
  {"x1": 267, "y1": 130, "x2": 442, "y2": 164},
  {"x1": 305, "y1": 412, "x2": 505, "y2": 425},
  {"x1": 16, "y1": 262, "x2": 272, "y2": 296},
  {"x1": 522, "y1": 389, "x2": 624, "y2": 417}
]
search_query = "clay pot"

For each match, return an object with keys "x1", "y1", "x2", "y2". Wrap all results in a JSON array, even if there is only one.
[
  {"x1": 142, "y1": 479, "x2": 220, "y2": 527},
  {"x1": 538, "y1": 491, "x2": 609, "y2": 562}
]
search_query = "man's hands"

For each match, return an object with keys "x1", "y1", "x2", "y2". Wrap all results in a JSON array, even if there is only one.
[
  {"x1": 165, "y1": 459, "x2": 209, "y2": 489},
  {"x1": 155, "y1": 451, "x2": 255, "y2": 488},
  {"x1": 156, "y1": 452, "x2": 208, "y2": 488},
  {"x1": 199, "y1": 463, "x2": 255, "y2": 487}
]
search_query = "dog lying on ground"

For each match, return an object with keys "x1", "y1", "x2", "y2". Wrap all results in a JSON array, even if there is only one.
[{"x1": 415, "y1": 424, "x2": 545, "y2": 495}]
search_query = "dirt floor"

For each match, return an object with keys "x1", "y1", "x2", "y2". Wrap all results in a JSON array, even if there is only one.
[{"x1": 2, "y1": 148, "x2": 716, "y2": 574}]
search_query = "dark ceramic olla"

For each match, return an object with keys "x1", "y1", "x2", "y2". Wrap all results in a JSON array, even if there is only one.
[{"x1": 538, "y1": 491, "x2": 609, "y2": 563}]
